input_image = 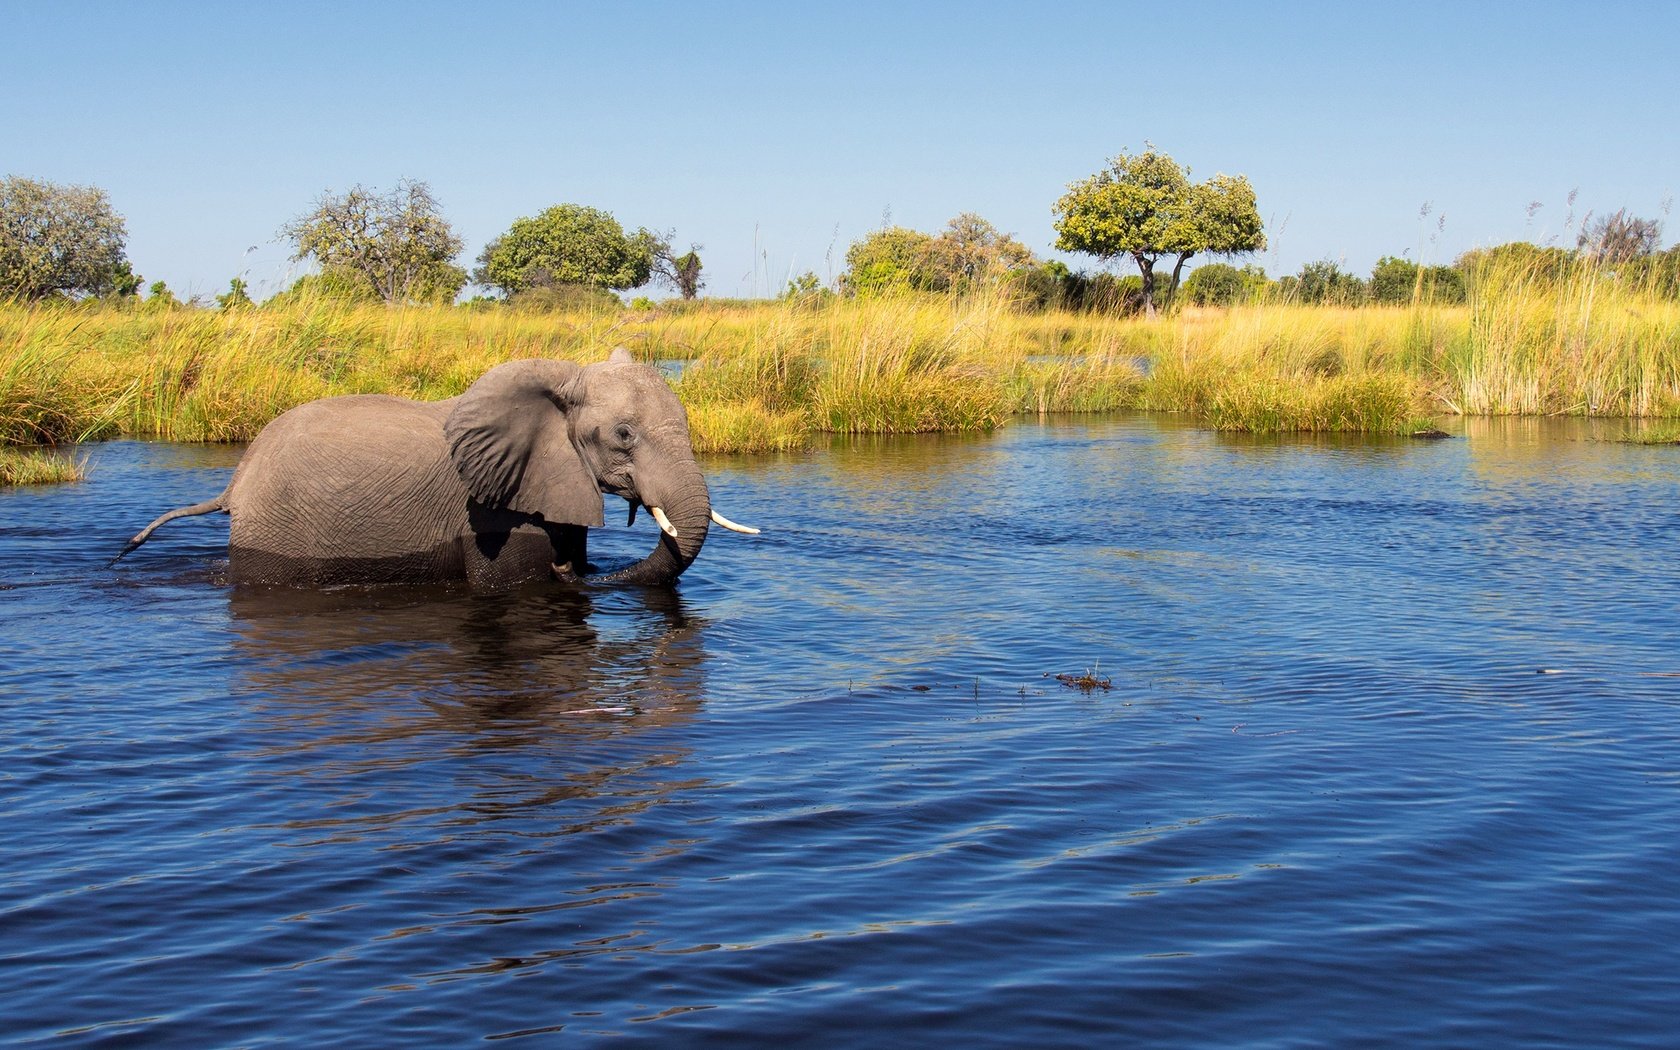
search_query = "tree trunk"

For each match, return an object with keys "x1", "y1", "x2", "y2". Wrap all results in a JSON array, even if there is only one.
[
  {"x1": 1167, "y1": 251, "x2": 1195, "y2": 309},
  {"x1": 1136, "y1": 254, "x2": 1157, "y2": 318}
]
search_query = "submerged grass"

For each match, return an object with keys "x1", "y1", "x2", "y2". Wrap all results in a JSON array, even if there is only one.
[
  {"x1": 4, "y1": 251, "x2": 1678, "y2": 485},
  {"x1": 1621, "y1": 424, "x2": 1680, "y2": 445}
]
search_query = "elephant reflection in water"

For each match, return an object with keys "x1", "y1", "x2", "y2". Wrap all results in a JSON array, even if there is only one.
[{"x1": 226, "y1": 585, "x2": 710, "y2": 835}]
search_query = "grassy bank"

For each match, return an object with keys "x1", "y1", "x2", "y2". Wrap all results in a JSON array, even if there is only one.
[{"x1": 3, "y1": 253, "x2": 1678, "y2": 484}]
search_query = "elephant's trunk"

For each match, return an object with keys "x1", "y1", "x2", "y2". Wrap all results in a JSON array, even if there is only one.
[{"x1": 594, "y1": 460, "x2": 710, "y2": 586}]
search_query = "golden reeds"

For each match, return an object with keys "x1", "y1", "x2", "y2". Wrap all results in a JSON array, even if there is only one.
[{"x1": 3, "y1": 256, "x2": 1677, "y2": 485}]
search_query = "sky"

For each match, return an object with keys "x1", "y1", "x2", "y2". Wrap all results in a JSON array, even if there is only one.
[{"x1": 6, "y1": 1, "x2": 1678, "y2": 301}]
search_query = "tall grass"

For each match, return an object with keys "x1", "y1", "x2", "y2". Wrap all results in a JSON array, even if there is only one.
[
  {"x1": 1445, "y1": 253, "x2": 1680, "y2": 415},
  {"x1": 2, "y1": 255, "x2": 1677, "y2": 487},
  {"x1": 0, "y1": 446, "x2": 85, "y2": 485}
]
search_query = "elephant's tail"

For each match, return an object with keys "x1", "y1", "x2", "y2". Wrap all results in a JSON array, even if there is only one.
[{"x1": 110, "y1": 495, "x2": 227, "y2": 566}]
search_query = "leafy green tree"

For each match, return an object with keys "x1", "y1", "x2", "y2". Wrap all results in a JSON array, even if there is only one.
[
  {"x1": 105, "y1": 260, "x2": 142, "y2": 300},
  {"x1": 1370, "y1": 256, "x2": 1465, "y2": 304},
  {"x1": 1053, "y1": 147, "x2": 1265, "y2": 316},
  {"x1": 1292, "y1": 260, "x2": 1366, "y2": 305},
  {"x1": 781, "y1": 270, "x2": 836, "y2": 308},
  {"x1": 474, "y1": 204, "x2": 656, "y2": 296},
  {"x1": 843, "y1": 214, "x2": 1036, "y2": 295},
  {"x1": 1181, "y1": 262, "x2": 1268, "y2": 307},
  {"x1": 0, "y1": 176, "x2": 130, "y2": 300},
  {"x1": 280, "y1": 179, "x2": 467, "y2": 304},
  {"x1": 145, "y1": 279, "x2": 180, "y2": 310},
  {"x1": 1426, "y1": 265, "x2": 1468, "y2": 304},
  {"x1": 216, "y1": 276, "x2": 253, "y2": 310},
  {"x1": 843, "y1": 226, "x2": 942, "y2": 293},
  {"x1": 1369, "y1": 256, "x2": 1420, "y2": 304}
]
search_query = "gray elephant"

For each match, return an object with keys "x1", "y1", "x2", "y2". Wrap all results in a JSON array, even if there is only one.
[{"x1": 115, "y1": 349, "x2": 757, "y2": 588}]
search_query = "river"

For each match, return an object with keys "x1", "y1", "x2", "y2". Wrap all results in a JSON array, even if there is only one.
[{"x1": 3, "y1": 414, "x2": 1678, "y2": 1046}]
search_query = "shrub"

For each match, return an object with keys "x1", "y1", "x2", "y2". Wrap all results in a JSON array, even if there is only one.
[
  {"x1": 1292, "y1": 260, "x2": 1367, "y2": 305},
  {"x1": 474, "y1": 204, "x2": 656, "y2": 295},
  {"x1": 1181, "y1": 263, "x2": 1267, "y2": 306}
]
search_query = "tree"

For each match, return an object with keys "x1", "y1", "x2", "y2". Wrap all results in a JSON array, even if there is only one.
[
  {"x1": 1370, "y1": 256, "x2": 1467, "y2": 305},
  {"x1": 216, "y1": 276, "x2": 253, "y2": 310},
  {"x1": 1181, "y1": 262, "x2": 1268, "y2": 307},
  {"x1": 843, "y1": 226, "x2": 942, "y2": 293},
  {"x1": 670, "y1": 250, "x2": 703, "y2": 299},
  {"x1": 1053, "y1": 147, "x2": 1265, "y2": 316},
  {"x1": 1578, "y1": 209, "x2": 1662, "y2": 264},
  {"x1": 474, "y1": 204, "x2": 656, "y2": 296},
  {"x1": 648, "y1": 234, "x2": 705, "y2": 299},
  {"x1": 1292, "y1": 260, "x2": 1366, "y2": 305},
  {"x1": 842, "y1": 214, "x2": 1036, "y2": 295},
  {"x1": 929, "y1": 213, "x2": 1036, "y2": 288},
  {"x1": 280, "y1": 179, "x2": 467, "y2": 304},
  {"x1": 106, "y1": 260, "x2": 142, "y2": 300},
  {"x1": 0, "y1": 176, "x2": 130, "y2": 300},
  {"x1": 145, "y1": 280, "x2": 180, "y2": 311},
  {"x1": 1370, "y1": 256, "x2": 1420, "y2": 304},
  {"x1": 781, "y1": 270, "x2": 834, "y2": 307}
]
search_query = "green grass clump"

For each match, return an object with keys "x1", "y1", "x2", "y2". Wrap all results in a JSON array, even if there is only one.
[
  {"x1": 1007, "y1": 354, "x2": 1142, "y2": 414},
  {"x1": 0, "y1": 447, "x2": 85, "y2": 486},
  {"x1": 1201, "y1": 371, "x2": 1429, "y2": 434},
  {"x1": 686, "y1": 400, "x2": 811, "y2": 454}
]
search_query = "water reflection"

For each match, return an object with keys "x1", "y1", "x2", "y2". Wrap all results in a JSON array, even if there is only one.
[
  {"x1": 222, "y1": 584, "x2": 712, "y2": 839},
  {"x1": 228, "y1": 584, "x2": 705, "y2": 709}
]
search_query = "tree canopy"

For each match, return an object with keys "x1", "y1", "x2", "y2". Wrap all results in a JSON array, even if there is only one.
[
  {"x1": 1180, "y1": 262, "x2": 1268, "y2": 307},
  {"x1": 1053, "y1": 148, "x2": 1264, "y2": 315},
  {"x1": 473, "y1": 204, "x2": 657, "y2": 295},
  {"x1": 0, "y1": 176, "x2": 130, "y2": 300},
  {"x1": 280, "y1": 179, "x2": 467, "y2": 304},
  {"x1": 843, "y1": 213, "x2": 1035, "y2": 294},
  {"x1": 1369, "y1": 256, "x2": 1466, "y2": 305}
]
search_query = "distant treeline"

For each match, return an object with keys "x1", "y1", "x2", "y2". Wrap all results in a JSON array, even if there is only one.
[{"x1": 4, "y1": 155, "x2": 1676, "y2": 317}]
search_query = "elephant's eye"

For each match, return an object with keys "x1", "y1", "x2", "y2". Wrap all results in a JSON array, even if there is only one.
[{"x1": 614, "y1": 423, "x2": 636, "y2": 448}]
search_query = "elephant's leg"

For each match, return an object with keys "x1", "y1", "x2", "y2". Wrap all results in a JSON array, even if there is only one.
[{"x1": 546, "y1": 523, "x2": 589, "y2": 576}]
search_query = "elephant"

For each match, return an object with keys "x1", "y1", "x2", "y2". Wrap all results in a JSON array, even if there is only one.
[{"x1": 114, "y1": 348, "x2": 758, "y2": 589}]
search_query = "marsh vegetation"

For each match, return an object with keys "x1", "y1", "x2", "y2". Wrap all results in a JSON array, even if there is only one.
[
  {"x1": 0, "y1": 251, "x2": 1673, "y2": 473},
  {"x1": 5, "y1": 160, "x2": 1680, "y2": 482},
  {"x1": 5, "y1": 243, "x2": 1678, "y2": 475}
]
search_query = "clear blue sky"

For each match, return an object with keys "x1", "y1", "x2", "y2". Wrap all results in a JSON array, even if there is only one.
[{"x1": 8, "y1": 1, "x2": 1677, "y2": 301}]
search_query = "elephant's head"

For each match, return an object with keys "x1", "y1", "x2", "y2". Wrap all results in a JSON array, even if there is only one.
[{"x1": 443, "y1": 348, "x2": 752, "y2": 586}]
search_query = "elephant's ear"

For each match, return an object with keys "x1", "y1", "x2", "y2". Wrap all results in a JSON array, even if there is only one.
[{"x1": 443, "y1": 359, "x2": 604, "y2": 527}]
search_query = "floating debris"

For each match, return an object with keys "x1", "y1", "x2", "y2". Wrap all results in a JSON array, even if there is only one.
[{"x1": 1054, "y1": 670, "x2": 1113, "y2": 693}]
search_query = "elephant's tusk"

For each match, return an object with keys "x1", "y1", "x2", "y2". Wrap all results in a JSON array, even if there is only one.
[
  {"x1": 649, "y1": 505, "x2": 679, "y2": 539},
  {"x1": 710, "y1": 510, "x2": 761, "y2": 535}
]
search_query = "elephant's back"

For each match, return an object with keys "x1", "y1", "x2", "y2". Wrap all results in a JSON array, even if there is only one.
[{"x1": 228, "y1": 395, "x2": 468, "y2": 565}]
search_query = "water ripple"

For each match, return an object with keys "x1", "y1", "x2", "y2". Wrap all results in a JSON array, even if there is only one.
[{"x1": 4, "y1": 423, "x2": 1680, "y2": 1046}]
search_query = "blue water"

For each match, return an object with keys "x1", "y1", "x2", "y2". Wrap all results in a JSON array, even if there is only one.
[{"x1": 3, "y1": 415, "x2": 1679, "y2": 1046}]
